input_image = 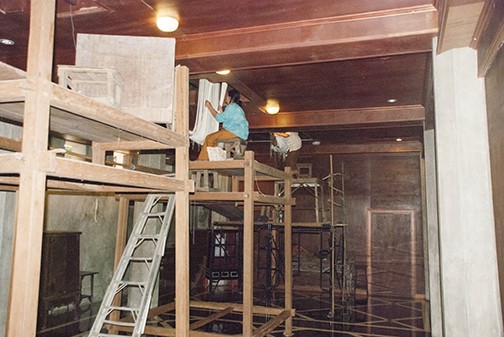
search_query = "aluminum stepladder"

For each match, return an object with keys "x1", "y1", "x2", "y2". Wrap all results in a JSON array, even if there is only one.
[{"x1": 89, "y1": 193, "x2": 176, "y2": 337}]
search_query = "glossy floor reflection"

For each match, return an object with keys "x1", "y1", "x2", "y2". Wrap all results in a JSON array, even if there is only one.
[{"x1": 36, "y1": 288, "x2": 431, "y2": 337}]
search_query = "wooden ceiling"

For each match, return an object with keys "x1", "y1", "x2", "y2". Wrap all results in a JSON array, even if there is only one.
[{"x1": 0, "y1": 0, "x2": 489, "y2": 150}]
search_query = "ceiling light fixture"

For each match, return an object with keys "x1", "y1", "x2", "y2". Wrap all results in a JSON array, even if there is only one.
[
  {"x1": 156, "y1": 11, "x2": 179, "y2": 32},
  {"x1": 265, "y1": 99, "x2": 280, "y2": 114},
  {"x1": 312, "y1": 140, "x2": 321, "y2": 146},
  {"x1": 216, "y1": 69, "x2": 231, "y2": 75},
  {"x1": 396, "y1": 138, "x2": 403, "y2": 142},
  {"x1": 0, "y1": 38, "x2": 14, "y2": 46},
  {"x1": 387, "y1": 98, "x2": 397, "y2": 103}
]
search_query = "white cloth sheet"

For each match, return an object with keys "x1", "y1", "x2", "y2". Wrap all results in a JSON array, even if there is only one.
[{"x1": 189, "y1": 79, "x2": 228, "y2": 145}]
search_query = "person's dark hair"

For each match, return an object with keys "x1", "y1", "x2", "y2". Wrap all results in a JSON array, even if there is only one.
[{"x1": 228, "y1": 89, "x2": 242, "y2": 106}]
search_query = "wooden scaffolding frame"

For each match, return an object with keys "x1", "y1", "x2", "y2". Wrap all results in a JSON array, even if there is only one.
[
  {"x1": 187, "y1": 152, "x2": 295, "y2": 337},
  {"x1": 0, "y1": 1, "x2": 192, "y2": 337}
]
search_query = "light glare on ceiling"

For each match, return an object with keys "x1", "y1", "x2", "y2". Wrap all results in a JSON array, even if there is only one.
[{"x1": 216, "y1": 69, "x2": 231, "y2": 75}]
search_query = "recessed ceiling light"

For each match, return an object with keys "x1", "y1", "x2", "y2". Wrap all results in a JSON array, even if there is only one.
[
  {"x1": 0, "y1": 38, "x2": 15, "y2": 46},
  {"x1": 216, "y1": 69, "x2": 231, "y2": 75},
  {"x1": 387, "y1": 98, "x2": 397, "y2": 103},
  {"x1": 312, "y1": 140, "x2": 321, "y2": 146},
  {"x1": 156, "y1": 15, "x2": 179, "y2": 32},
  {"x1": 396, "y1": 138, "x2": 403, "y2": 142}
]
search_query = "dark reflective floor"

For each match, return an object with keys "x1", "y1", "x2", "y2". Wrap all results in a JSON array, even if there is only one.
[{"x1": 36, "y1": 287, "x2": 431, "y2": 337}]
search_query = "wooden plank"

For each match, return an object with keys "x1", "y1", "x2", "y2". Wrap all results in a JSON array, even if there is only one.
[
  {"x1": 0, "y1": 153, "x2": 22, "y2": 173},
  {"x1": 242, "y1": 151, "x2": 254, "y2": 337},
  {"x1": 189, "y1": 307, "x2": 233, "y2": 330},
  {"x1": 252, "y1": 310, "x2": 291, "y2": 337},
  {"x1": 51, "y1": 83, "x2": 186, "y2": 146},
  {"x1": 110, "y1": 196, "x2": 130, "y2": 327},
  {"x1": 93, "y1": 139, "x2": 174, "y2": 152},
  {"x1": 6, "y1": 0, "x2": 55, "y2": 336},
  {"x1": 0, "y1": 79, "x2": 27, "y2": 103},
  {"x1": 41, "y1": 155, "x2": 188, "y2": 191},
  {"x1": 174, "y1": 65, "x2": 191, "y2": 337},
  {"x1": 189, "y1": 301, "x2": 286, "y2": 315},
  {"x1": 190, "y1": 192, "x2": 246, "y2": 201},
  {"x1": 0, "y1": 136, "x2": 21, "y2": 151},
  {"x1": 283, "y1": 169, "x2": 294, "y2": 337}
]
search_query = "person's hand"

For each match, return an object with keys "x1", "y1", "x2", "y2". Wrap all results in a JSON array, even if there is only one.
[
  {"x1": 217, "y1": 105, "x2": 223, "y2": 113},
  {"x1": 205, "y1": 100, "x2": 212, "y2": 109}
]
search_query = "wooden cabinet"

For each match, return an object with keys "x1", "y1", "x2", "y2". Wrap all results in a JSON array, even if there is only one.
[{"x1": 38, "y1": 231, "x2": 81, "y2": 329}]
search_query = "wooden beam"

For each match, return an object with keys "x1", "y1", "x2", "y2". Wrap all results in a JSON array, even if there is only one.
[
  {"x1": 174, "y1": 65, "x2": 192, "y2": 337},
  {"x1": 242, "y1": 151, "x2": 254, "y2": 337},
  {"x1": 177, "y1": 7, "x2": 437, "y2": 72},
  {"x1": 473, "y1": 0, "x2": 504, "y2": 76},
  {"x1": 40, "y1": 155, "x2": 189, "y2": 191},
  {"x1": 0, "y1": 136, "x2": 21, "y2": 151},
  {"x1": 437, "y1": 0, "x2": 484, "y2": 53},
  {"x1": 189, "y1": 307, "x2": 233, "y2": 330},
  {"x1": 248, "y1": 105, "x2": 425, "y2": 130},
  {"x1": 93, "y1": 139, "x2": 174, "y2": 152},
  {"x1": 50, "y1": 83, "x2": 186, "y2": 146},
  {"x1": 0, "y1": 153, "x2": 22, "y2": 173},
  {"x1": 253, "y1": 310, "x2": 291, "y2": 337},
  {"x1": 6, "y1": 1, "x2": 55, "y2": 336},
  {"x1": 0, "y1": 79, "x2": 27, "y2": 103}
]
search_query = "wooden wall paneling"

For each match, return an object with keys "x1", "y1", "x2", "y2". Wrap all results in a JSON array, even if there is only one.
[
  {"x1": 6, "y1": 1, "x2": 55, "y2": 336},
  {"x1": 366, "y1": 209, "x2": 416, "y2": 298}
]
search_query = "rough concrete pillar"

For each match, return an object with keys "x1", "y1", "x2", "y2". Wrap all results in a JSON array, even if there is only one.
[{"x1": 432, "y1": 42, "x2": 503, "y2": 336}]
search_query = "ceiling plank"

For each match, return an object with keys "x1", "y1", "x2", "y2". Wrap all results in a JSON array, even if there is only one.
[{"x1": 176, "y1": 7, "x2": 437, "y2": 72}]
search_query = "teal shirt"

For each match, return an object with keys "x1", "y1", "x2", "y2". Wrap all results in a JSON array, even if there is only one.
[{"x1": 216, "y1": 103, "x2": 249, "y2": 140}]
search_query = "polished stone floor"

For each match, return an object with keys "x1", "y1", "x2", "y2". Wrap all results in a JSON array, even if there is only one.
[{"x1": 36, "y1": 287, "x2": 431, "y2": 337}]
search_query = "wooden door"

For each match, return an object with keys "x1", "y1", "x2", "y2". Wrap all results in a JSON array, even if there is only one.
[{"x1": 366, "y1": 209, "x2": 416, "y2": 298}]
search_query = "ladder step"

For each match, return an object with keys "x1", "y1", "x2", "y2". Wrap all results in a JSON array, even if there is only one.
[
  {"x1": 134, "y1": 234, "x2": 161, "y2": 239},
  {"x1": 103, "y1": 319, "x2": 136, "y2": 327},
  {"x1": 143, "y1": 211, "x2": 167, "y2": 217},
  {"x1": 92, "y1": 334, "x2": 130, "y2": 337},
  {"x1": 105, "y1": 305, "x2": 141, "y2": 312},
  {"x1": 127, "y1": 257, "x2": 154, "y2": 262},
  {"x1": 112, "y1": 281, "x2": 147, "y2": 287}
]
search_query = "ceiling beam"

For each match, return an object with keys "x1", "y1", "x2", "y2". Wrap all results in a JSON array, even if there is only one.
[
  {"x1": 176, "y1": 6, "x2": 438, "y2": 73},
  {"x1": 247, "y1": 105, "x2": 425, "y2": 130}
]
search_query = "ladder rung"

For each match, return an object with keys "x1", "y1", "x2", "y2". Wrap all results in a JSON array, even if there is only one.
[
  {"x1": 144, "y1": 211, "x2": 167, "y2": 217},
  {"x1": 127, "y1": 257, "x2": 154, "y2": 262},
  {"x1": 103, "y1": 319, "x2": 136, "y2": 327},
  {"x1": 93, "y1": 334, "x2": 130, "y2": 337},
  {"x1": 134, "y1": 234, "x2": 161, "y2": 240},
  {"x1": 112, "y1": 280, "x2": 147, "y2": 287},
  {"x1": 105, "y1": 305, "x2": 141, "y2": 313}
]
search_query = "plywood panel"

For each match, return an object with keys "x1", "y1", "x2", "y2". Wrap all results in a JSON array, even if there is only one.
[{"x1": 75, "y1": 34, "x2": 175, "y2": 124}]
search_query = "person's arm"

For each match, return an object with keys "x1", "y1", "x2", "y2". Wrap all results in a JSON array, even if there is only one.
[{"x1": 205, "y1": 100, "x2": 222, "y2": 118}]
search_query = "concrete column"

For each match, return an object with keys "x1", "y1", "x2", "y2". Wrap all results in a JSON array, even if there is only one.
[
  {"x1": 424, "y1": 128, "x2": 443, "y2": 337},
  {"x1": 432, "y1": 42, "x2": 503, "y2": 336}
]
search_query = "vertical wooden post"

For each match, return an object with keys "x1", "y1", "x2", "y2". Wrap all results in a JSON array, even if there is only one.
[
  {"x1": 6, "y1": 1, "x2": 55, "y2": 336},
  {"x1": 242, "y1": 151, "x2": 254, "y2": 337},
  {"x1": 108, "y1": 196, "x2": 130, "y2": 331},
  {"x1": 283, "y1": 167, "x2": 293, "y2": 336},
  {"x1": 174, "y1": 65, "x2": 191, "y2": 337}
]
